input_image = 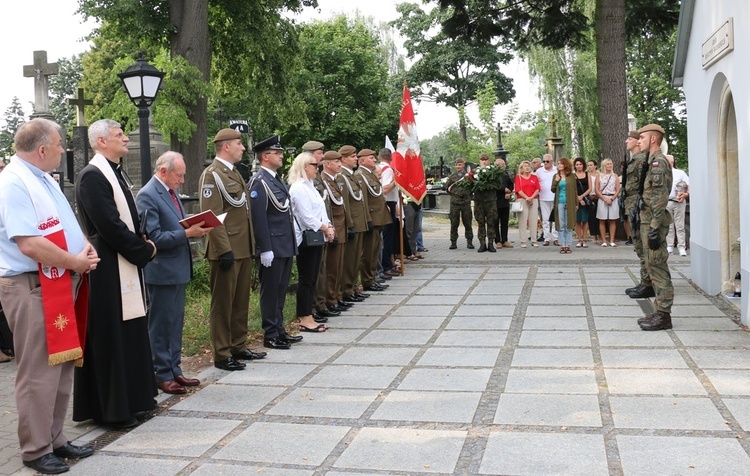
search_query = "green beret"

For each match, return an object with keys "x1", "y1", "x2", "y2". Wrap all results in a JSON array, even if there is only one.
[
  {"x1": 323, "y1": 150, "x2": 342, "y2": 161},
  {"x1": 302, "y1": 140, "x2": 324, "y2": 152},
  {"x1": 338, "y1": 145, "x2": 357, "y2": 157},
  {"x1": 455, "y1": 158, "x2": 465, "y2": 164},
  {"x1": 357, "y1": 148, "x2": 377, "y2": 158},
  {"x1": 639, "y1": 124, "x2": 665, "y2": 135},
  {"x1": 213, "y1": 128, "x2": 242, "y2": 143}
]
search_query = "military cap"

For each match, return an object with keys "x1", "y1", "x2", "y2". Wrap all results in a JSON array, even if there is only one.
[
  {"x1": 323, "y1": 150, "x2": 342, "y2": 161},
  {"x1": 639, "y1": 124, "x2": 665, "y2": 135},
  {"x1": 302, "y1": 140, "x2": 324, "y2": 152},
  {"x1": 338, "y1": 145, "x2": 357, "y2": 157},
  {"x1": 252, "y1": 134, "x2": 284, "y2": 153},
  {"x1": 628, "y1": 130, "x2": 640, "y2": 140},
  {"x1": 454, "y1": 158, "x2": 465, "y2": 164},
  {"x1": 357, "y1": 148, "x2": 377, "y2": 158},
  {"x1": 213, "y1": 128, "x2": 242, "y2": 143}
]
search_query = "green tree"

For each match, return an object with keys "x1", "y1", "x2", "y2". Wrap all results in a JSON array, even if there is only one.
[
  {"x1": 49, "y1": 54, "x2": 84, "y2": 136},
  {"x1": 392, "y1": 2, "x2": 515, "y2": 143},
  {"x1": 0, "y1": 97, "x2": 26, "y2": 158}
]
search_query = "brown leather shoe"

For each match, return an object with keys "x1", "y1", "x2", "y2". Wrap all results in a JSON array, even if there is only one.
[
  {"x1": 174, "y1": 375, "x2": 200, "y2": 387},
  {"x1": 157, "y1": 380, "x2": 186, "y2": 394},
  {"x1": 639, "y1": 311, "x2": 672, "y2": 331}
]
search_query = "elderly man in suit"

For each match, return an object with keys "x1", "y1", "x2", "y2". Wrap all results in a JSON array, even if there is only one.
[
  {"x1": 136, "y1": 151, "x2": 213, "y2": 394},
  {"x1": 199, "y1": 128, "x2": 266, "y2": 372},
  {"x1": 249, "y1": 135, "x2": 301, "y2": 350}
]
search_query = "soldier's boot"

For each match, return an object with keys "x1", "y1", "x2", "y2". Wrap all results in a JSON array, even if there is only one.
[
  {"x1": 625, "y1": 284, "x2": 644, "y2": 295},
  {"x1": 487, "y1": 242, "x2": 496, "y2": 252},
  {"x1": 467, "y1": 241, "x2": 475, "y2": 249},
  {"x1": 637, "y1": 312, "x2": 654, "y2": 325},
  {"x1": 628, "y1": 286, "x2": 655, "y2": 299},
  {"x1": 477, "y1": 241, "x2": 487, "y2": 253},
  {"x1": 639, "y1": 311, "x2": 672, "y2": 331},
  {"x1": 449, "y1": 241, "x2": 457, "y2": 250}
]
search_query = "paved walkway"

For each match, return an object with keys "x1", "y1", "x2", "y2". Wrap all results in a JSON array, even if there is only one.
[{"x1": 4, "y1": 216, "x2": 750, "y2": 475}]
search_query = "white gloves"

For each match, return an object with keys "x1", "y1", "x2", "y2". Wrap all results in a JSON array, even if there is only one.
[{"x1": 260, "y1": 251, "x2": 274, "y2": 267}]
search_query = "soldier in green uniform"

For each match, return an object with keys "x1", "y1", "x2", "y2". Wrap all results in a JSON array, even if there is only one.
[
  {"x1": 445, "y1": 158, "x2": 474, "y2": 249},
  {"x1": 636, "y1": 124, "x2": 674, "y2": 331},
  {"x1": 623, "y1": 131, "x2": 653, "y2": 299},
  {"x1": 473, "y1": 154, "x2": 498, "y2": 252},
  {"x1": 355, "y1": 149, "x2": 391, "y2": 292}
]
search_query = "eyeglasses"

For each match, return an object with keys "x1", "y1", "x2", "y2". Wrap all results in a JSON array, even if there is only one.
[
  {"x1": 306, "y1": 162, "x2": 318, "y2": 167},
  {"x1": 543, "y1": 160, "x2": 551, "y2": 163}
]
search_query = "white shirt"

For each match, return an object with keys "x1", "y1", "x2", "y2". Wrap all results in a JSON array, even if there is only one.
[
  {"x1": 536, "y1": 166, "x2": 557, "y2": 201},
  {"x1": 379, "y1": 160, "x2": 398, "y2": 201},
  {"x1": 669, "y1": 168, "x2": 689, "y2": 200},
  {"x1": 289, "y1": 178, "x2": 330, "y2": 247}
]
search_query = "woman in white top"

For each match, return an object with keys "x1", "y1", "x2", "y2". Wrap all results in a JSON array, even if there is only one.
[
  {"x1": 288, "y1": 152, "x2": 335, "y2": 332},
  {"x1": 587, "y1": 160, "x2": 601, "y2": 244},
  {"x1": 595, "y1": 158, "x2": 621, "y2": 246}
]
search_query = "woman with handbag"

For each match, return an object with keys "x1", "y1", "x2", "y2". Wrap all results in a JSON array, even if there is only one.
[
  {"x1": 595, "y1": 158, "x2": 621, "y2": 247},
  {"x1": 573, "y1": 157, "x2": 591, "y2": 248},
  {"x1": 514, "y1": 160, "x2": 541, "y2": 248},
  {"x1": 288, "y1": 152, "x2": 335, "y2": 332}
]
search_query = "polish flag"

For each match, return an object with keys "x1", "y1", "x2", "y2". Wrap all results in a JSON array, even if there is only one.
[{"x1": 391, "y1": 84, "x2": 427, "y2": 204}]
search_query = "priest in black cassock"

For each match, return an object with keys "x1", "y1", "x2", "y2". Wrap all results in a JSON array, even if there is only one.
[{"x1": 73, "y1": 119, "x2": 158, "y2": 429}]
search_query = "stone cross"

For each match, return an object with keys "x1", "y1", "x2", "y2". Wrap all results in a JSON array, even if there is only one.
[
  {"x1": 67, "y1": 88, "x2": 94, "y2": 127},
  {"x1": 549, "y1": 115, "x2": 558, "y2": 138},
  {"x1": 23, "y1": 51, "x2": 59, "y2": 115}
]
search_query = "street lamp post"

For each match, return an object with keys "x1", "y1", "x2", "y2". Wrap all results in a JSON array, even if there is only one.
[{"x1": 117, "y1": 53, "x2": 164, "y2": 187}]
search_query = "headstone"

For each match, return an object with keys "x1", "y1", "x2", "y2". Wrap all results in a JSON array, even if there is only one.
[
  {"x1": 67, "y1": 88, "x2": 95, "y2": 181},
  {"x1": 22, "y1": 51, "x2": 59, "y2": 120},
  {"x1": 546, "y1": 115, "x2": 564, "y2": 161},
  {"x1": 67, "y1": 88, "x2": 93, "y2": 127}
]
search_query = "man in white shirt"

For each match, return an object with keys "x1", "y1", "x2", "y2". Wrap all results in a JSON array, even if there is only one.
[
  {"x1": 665, "y1": 154, "x2": 689, "y2": 256},
  {"x1": 535, "y1": 154, "x2": 559, "y2": 246},
  {"x1": 379, "y1": 149, "x2": 400, "y2": 276}
]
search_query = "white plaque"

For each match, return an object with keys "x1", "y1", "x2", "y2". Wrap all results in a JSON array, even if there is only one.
[{"x1": 702, "y1": 18, "x2": 733, "y2": 69}]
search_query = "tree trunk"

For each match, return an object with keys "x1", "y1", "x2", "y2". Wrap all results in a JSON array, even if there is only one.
[
  {"x1": 562, "y1": 45, "x2": 580, "y2": 156},
  {"x1": 458, "y1": 106, "x2": 468, "y2": 143},
  {"x1": 170, "y1": 0, "x2": 210, "y2": 197},
  {"x1": 595, "y1": 0, "x2": 628, "y2": 171}
]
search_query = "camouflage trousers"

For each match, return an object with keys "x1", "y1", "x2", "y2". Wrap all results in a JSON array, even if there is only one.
[
  {"x1": 629, "y1": 213, "x2": 651, "y2": 287},
  {"x1": 640, "y1": 223, "x2": 673, "y2": 313},
  {"x1": 474, "y1": 200, "x2": 497, "y2": 244},
  {"x1": 449, "y1": 202, "x2": 473, "y2": 243}
]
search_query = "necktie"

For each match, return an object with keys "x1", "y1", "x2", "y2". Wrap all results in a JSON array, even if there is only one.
[{"x1": 169, "y1": 189, "x2": 183, "y2": 217}]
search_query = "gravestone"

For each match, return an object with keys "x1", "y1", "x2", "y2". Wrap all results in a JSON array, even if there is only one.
[
  {"x1": 67, "y1": 88, "x2": 94, "y2": 181},
  {"x1": 546, "y1": 115, "x2": 564, "y2": 161},
  {"x1": 23, "y1": 51, "x2": 58, "y2": 121}
]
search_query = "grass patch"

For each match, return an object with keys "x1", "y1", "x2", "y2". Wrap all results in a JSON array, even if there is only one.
[{"x1": 184, "y1": 258, "x2": 299, "y2": 356}]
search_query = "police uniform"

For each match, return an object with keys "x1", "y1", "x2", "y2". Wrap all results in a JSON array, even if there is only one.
[
  {"x1": 337, "y1": 146, "x2": 371, "y2": 301},
  {"x1": 199, "y1": 129, "x2": 254, "y2": 366},
  {"x1": 248, "y1": 135, "x2": 298, "y2": 347},
  {"x1": 321, "y1": 152, "x2": 348, "y2": 308},
  {"x1": 445, "y1": 163, "x2": 474, "y2": 248},
  {"x1": 355, "y1": 149, "x2": 391, "y2": 290},
  {"x1": 638, "y1": 124, "x2": 674, "y2": 330},
  {"x1": 623, "y1": 131, "x2": 651, "y2": 293}
]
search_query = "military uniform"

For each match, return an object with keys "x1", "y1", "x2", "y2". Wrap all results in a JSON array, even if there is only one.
[
  {"x1": 338, "y1": 163, "x2": 371, "y2": 299},
  {"x1": 624, "y1": 150, "x2": 650, "y2": 289},
  {"x1": 473, "y1": 188, "x2": 498, "y2": 250},
  {"x1": 446, "y1": 170, "x2": 473, "y2": 247},
  {"x1": 322, "y1": 170, "x2": 348, "y2": 307},
  {"x1": 640, "y1": 148, "x2": 674, "y2": 318},
  {"x1": 199, "y1": 156, "x2": 254, "y2": 363},
  {"x1": 356, "y1": 160, "x2": 390, "y2": 289}
]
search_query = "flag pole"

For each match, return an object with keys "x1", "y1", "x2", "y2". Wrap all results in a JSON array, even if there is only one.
[{"x1": 398, "y1": 190, "x2": 405, "y2": 275}]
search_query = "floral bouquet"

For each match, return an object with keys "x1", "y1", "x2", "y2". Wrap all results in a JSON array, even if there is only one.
[{"x1": 470, "y1": 165, "x2": 507, "y2": 192}]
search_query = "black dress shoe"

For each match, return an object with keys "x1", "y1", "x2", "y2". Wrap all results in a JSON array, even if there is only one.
[
  {"x1": 214, "y1": 357, "x2": 246, "y2": 371},
  {"x1": 355, "y1": 292, "x2": 370, "y2": 299},
  {"x1": 365, "y1": 284, "x2": 387, "y2": 292},
  {"x1": 23, "y1": 453, "x2": 69, "y2": 474},
  {"x1": 320, "y1": 308, "x2": 340, "y2": 317},
  {"x1": 313, "y1": 314, "x2": 328, "y2": 323},
  {"x1": 54, "y1": 442, "x2": 94, "y2": 459},
  {"x1": 337, "y1": 299, "x2": 354, "y2": 308},
  {"x1": 379, "y1": 273, "x2": 392, "y2": 280},
  {"x1": 264, "y1": 338, "x2": 291, "y2": 349},
  {"x1": 282, "y1": 334, "x2": 303, "y2": 343},
  {"x1": 328, "y1": 305, "x2": 346, "y2": 313},
  {"x1": 233, "y1": 349, "x2": 267, "y2": 360},
  {"x1": 376, "y1": 277, "x2": 386, "y2": 284},
  {"x1": 344, "y1": 294, "x2": 365, "y2": 303}
]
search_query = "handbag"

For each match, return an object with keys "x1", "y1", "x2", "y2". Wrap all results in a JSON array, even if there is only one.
[
  {"x1": 510, "y1": 200, "x2": 523, "y2": 213},
  {"x1": 301, "y1": 229, "x2": 326, "y2": 247}
]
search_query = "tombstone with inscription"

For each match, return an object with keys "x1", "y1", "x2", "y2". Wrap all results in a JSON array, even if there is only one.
[
  {"x1": 67, "y1": 88, "x2": 94, "y2": 181},
  {"x1": 23, "y1": 51, "x2": 58, "y2": 121}
]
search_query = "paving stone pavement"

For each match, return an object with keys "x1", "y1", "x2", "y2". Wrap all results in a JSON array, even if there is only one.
[{"x1": 3, "y1": 216, "x2": 750, "y2": 475}]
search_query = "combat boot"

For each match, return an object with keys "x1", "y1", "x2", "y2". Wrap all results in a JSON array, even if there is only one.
[
  {"x1": 637, "y1": 312, "x2": 655, "y2": 325},
  {"x1": 625, "y1": 284, "x2": 644, "y2": 295},
  {"x1": 628, "y1": 286, "x2": 655, "y2": 299},
  {"x1": 467, "y1": 241, "x2": 475, "y2": 249},
  {"x1": 639, "y1": 311, "x2": 672, "y2": 331},
  {"x1": 477, "y1": 242, "x2": 487, "y2": 253},
  {"x1": 449, "y1": 241, "x2": 457, "y2": 250},
  {"x1": 487, "y1": 242, "x2": 496, "y2": 252}
]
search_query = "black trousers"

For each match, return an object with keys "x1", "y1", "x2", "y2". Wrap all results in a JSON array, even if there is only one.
[
  {"x1": 295, "y1": 244, "x2": 324, "y2": 317},
  {"x1": 259, "y1": 256, "x2": 293, "y2": 339},
  {"x1": 494, "y1": 206, "x2": 510, "y2": 243},
  {"x1": 381, "y1": 201, "x2": 397, "y2": 272}
]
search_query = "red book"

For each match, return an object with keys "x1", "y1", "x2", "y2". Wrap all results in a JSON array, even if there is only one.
[{"x1": 179, "y1": 210, "x2": 227, "y2": 229}]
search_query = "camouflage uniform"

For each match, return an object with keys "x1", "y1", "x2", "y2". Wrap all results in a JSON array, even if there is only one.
[
  {"x1": 446, "y1": 171, "x2": 473, "y2": 245},
  {"x1": 624, "y1": 151, "x2": 650, "y2": 288},
  {"x1": 473, "y1": 189, "x2": 497, "y2": 245},
  {"x1": 639, "y1": 150, "x2": 673, "y2": 313}
]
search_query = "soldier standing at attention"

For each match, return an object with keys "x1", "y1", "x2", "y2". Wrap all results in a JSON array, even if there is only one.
[
  {"x1": 623, "y1": 131, "x2": 653, "y2": 299},
  {"x1": 473, "y1": 153, "x2": 498, "y2": 252},
  {"x1": 445, "y1": 158, "x2": 474, "y2": 250},
  {"x1": 636, "y1": 124, "x2": 674, "y2": 331}
]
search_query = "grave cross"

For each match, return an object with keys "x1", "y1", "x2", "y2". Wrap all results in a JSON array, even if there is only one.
[
  {"x1": 23, "y1": 51, "x2": 59, "y2": 115},
  {"x1": 67, "y1": 88, "x2": 94, "y2": 127},
  {"x1": 549, "y1": 115, "x2": 558, "y2": 138}
]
